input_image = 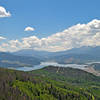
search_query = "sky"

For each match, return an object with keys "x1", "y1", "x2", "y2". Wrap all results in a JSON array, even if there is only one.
[{"x1": 0, "y1": 0, "x2": 100, "y2": 52}]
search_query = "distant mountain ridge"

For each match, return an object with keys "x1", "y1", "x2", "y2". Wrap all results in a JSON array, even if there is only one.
[
  {"x1": 13, "y1": 46, "x2": 100, "y2": 64},
  {"x1": 14, "y1": 46, "x2": 100, "y2": 56},
  {"x1": 1, "y1": 46, "x2": 100, "y2": 69},
  {"x1": 13, "y1": 49, "x2": 54, "y2": 59},
  {"x1": 0, "y1": 52, "x2": 42, "y2": 68}
]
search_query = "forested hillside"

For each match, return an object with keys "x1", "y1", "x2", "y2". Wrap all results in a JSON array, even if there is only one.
[{"x1": 0, "y1": 66, "x2": 100, "y2": 100}]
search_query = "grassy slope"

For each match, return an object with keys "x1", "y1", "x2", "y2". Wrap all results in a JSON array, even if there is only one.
[{"x1": 0, "y1": 66, "x2": 100, "y2": 100}]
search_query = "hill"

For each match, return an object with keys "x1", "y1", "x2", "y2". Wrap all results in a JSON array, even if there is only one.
[
  {"x1": 31, "y1": 66, "x2": 100, "y2": 84},
  {"x1": 0, "y1": 52, "x2": 42, "y2": 68},
  {"x1": 0, "y1": 66, "x2": 100, "y2": 100}
]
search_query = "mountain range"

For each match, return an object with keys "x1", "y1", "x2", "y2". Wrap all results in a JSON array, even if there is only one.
[
  {"x1": 1, "y1": 46, "x2": 100, "y2": 100},
  {"x1": 13, "y1": 46, "x2": 100, "y2": 64},
  {"x1": 1, "y1": 46, "x2": 100, "y2": 68},
  {"x1": 0, "y1": 52, "x2": 42, "y2": 68}
]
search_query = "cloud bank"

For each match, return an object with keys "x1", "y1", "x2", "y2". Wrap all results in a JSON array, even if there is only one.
[
  {"x1": 1, "y1": 19, "x2": 100, "y2": 52},
  {"x1": 0, "y1": 6, "x2": 11, "y2": 17}
]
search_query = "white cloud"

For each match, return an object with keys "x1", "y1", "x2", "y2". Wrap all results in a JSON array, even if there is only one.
[
  {"x1": 0, "y1": 6, "x2": 11, "y2": 17},
  {"x1": 24, "y1": 27, "x2": 35, "y2": 32},
  {"x1": 2, "y1": 19, "x2": 100, "y2": 52},
  {"x1": 0, "y1": 36, "x2": 6, "y2": 40}
]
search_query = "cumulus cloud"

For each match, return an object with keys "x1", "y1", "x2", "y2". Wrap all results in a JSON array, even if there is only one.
[
  {"x1": 0, "y1": 36, "x2": 6, "y2": 40},
  {"x1": 0, "y1": 6, "x2": 11, "y2": 17},
  {"x1": 24, "y1": 27, "x2": 35, "y2": 32},
  {"x1": 1, "y1": 19, "x2": 100, "y2": 52}
]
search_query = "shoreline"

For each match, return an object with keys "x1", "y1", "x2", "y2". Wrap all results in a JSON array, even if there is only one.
[{"x1": 84, "y1": 67, "x2": 100, "y2": 76}]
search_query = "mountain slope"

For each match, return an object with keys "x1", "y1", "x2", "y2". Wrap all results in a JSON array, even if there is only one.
[
  {"x1": 13, "y1": 46, "x2": 100, "y2": 64},
  {"x1": 31, "y1": 66, "x2": 100, "y2": 84},
  {"x1": 49, "y1": 46, "x2": 100, "y2": 64},
  {"x1": 0, "y1": 52, "x2": 42, "y2": 68},
  {"x1": 13, "y1": 49, "x2": 54, "y2": 59},
  {"x1": 0, "y1": 66, "x2": 100, "y2": 100}
]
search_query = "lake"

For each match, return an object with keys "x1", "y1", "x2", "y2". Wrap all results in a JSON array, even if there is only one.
[{"x1": 15, "y1": 62, "x2": 87, "y2": 71}]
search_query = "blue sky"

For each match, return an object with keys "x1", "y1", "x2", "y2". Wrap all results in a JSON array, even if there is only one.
[
  {"x1": 0, "y1": 0, "x2": 100, "y2": 39},
  {"x1": 0, "y1": 0, "x2": 100, "y2": 52}
]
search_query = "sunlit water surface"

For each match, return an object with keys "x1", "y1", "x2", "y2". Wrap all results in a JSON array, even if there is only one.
[{"x1": 14, "y1": 62, "x2": 87, "y2": 71}]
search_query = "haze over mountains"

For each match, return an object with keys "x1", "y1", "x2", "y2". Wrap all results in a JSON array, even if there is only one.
[
  {"x1": 0, "y1": 52, "x2": 42, "y2": 68},
  {"x1": 13, "y1": 46, "x2": 100, "y2": 64},
  {"x1": 1, "y1": 46, "x2": 100, "y2": 69}
]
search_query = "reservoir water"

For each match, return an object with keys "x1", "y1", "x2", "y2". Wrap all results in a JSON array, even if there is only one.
[{"x1": 15, "y1": 62, "x2": 87, "y2": 71}]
